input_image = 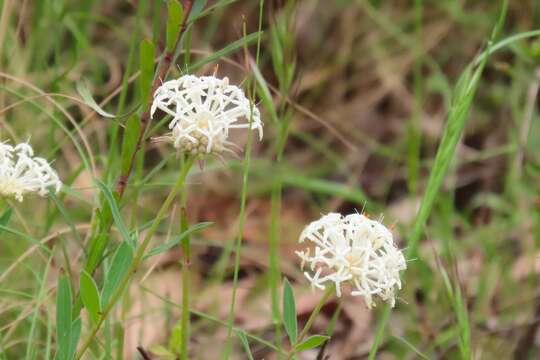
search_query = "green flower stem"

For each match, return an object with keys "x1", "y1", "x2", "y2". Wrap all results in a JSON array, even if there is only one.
[
  {"x1": 368, "y1": 305, "x2": 391, "y2": 360},
  {"x1": 286, "y1": 285, "x2": 334, "y2": 359},
  {"x1": 223, "y1": 6, "x2": 265, "y2": 358},
  {"x1": 75, "y1": 157, "x2": 194, "y2": 359},
  {"x1": 298, "y1": 285, "x2": 333, "y2": 342}
]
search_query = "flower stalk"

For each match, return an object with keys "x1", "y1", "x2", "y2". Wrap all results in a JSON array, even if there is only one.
[
  {"x1": 286, "y1": 285, "x2": 334, "y2": 360},
  {"x1": 76, "y1": 157, "x2": 194, "y2": 359},
  {"x1": 297, "y1": 285, "x2": 333, "y2": 343}
]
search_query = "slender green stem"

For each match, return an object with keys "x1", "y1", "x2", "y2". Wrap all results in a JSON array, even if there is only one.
[
  {"x1": 181, "y1": 253, "x2": 190, "y2": 359},
  {"x1": 368, "y1": 304, "x2": 391, "y2": 360},
  {"x1": 180, "y1": 206, "x2": 190, "y2": 360},
  {"x1": 75, "y1": 157, "x2": 194, "y2": 359},
  {"x1": 268, "y1": 3, "x2": 297, "y2": 352},
  {"x1": 269, "y1": 184, "x2": 282, "y2": 349},
  {"x1": 223, "y1": 4, "x2": 265, "y2": 358},
  {"x1": 286, "y1": 286, "x2": 334, "y2": 359},
  {"x1": 297, "y1": 286, "x2": 333, "y2": 344},
  {"x1": 222, "y1": 116, "x2": 255, "y2": 359}
]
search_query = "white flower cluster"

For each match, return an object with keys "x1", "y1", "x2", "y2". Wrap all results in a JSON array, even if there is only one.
[
  {"x1": 151, "y1": 75, "x2": 263, "y2": 156},
  {"x1": 296, "y1": 213, "x2": 406, "y2": 308},
  {"x1": 0, "y1": 142, "x2": 61, "y2": 202}
]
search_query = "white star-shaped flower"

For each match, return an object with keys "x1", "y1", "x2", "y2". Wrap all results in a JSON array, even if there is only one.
[
  {"x1": 0, "y1": 141, "x2": 62, "y2": 202},
  {"x1": 296, "y1": 213, "x2": 407, "y2": 308},
  {"x1": 150, "y1": 75, "x2": 263, "y2": 156}
]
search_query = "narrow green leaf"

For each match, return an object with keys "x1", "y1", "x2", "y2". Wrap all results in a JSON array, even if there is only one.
[
  {"x1": 252, "y1": 63, "x2": 278, "y2": 123},
  {"x1": 101, "y1": 241, "x2": 133, "y2": 307},
  {"x1": 139, "y1": 39, "x2": 156, "y2": 104},
  {"x1": 166, "y1": 0, "x2": 184, "y2": 52},
  {"x1": 236, "y1": 331, "x2": 254, "y2": 360},
  {"x1": 79, "y1": 271, "x2": 101, "y2": 325},
  {"x1": 188, "y1": 31, "x2": 262, "y2": 72},
  {"x1": 406, "y1": 10, "x2": 503, "y2": 259},
  {"x1": 193, "y1": 0, "x2": 238, "y2": 22},
  {"x1": 96, "y1": 180, "x2": 133, "y2": 248},
  {"x1": 55, "y1": 275, "x2": 72, "y2": 360},
  {"x1": 0, "y1": 207, "x2": 12, "y2": 235},
  {"x1": 84, "y1": 233, "x2": 108, "y2": 274},
  {"x1": 295, "y1": 335, "x2": 329, "y2": 352},
  {"x1": 120, "y1": 115, "x2": 141, "y2": 175},
  {"x1": 76, "y1": 80, "x2": 115, "y2": 118},
  {"x1": 168, "y1": 321, "x2": 182, "y2": 354},
  {"x1": 68, "y1": 318, "x2": 82, "y2": 360},
  {"x1": 0, "y1": 207, "x2": 12, "y2": 225},
  {"x1": 281, "y1": 172, "x2": 371, "y2": 207},
  {"x1": 188, "y1": 0, "x2": 208, "y2": 21},
  {"x1": 282, "y1": 278, "x2": 297, "y2": 344},
  {"x1": 392, "y1": 335, "x2": 429, "y2": 360},
  {"x1": 144, "y1": 222, "x2": 212, "y2": 259},
  {"x1": 63, "y1": 16, "x2": 89, "y2": 52},
  {"x1": 0, "y1": 224, "x2": 50, "y2": 252}
]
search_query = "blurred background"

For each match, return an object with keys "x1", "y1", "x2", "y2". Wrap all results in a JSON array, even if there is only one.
[{"x1": 1, "y1": 0, "x2": 540, "y2": 359}]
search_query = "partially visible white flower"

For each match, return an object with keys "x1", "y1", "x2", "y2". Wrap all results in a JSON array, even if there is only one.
[
  {"x1": 150, "y1": 75, "x2": 263, "y2": 156},
  {"x1": 0, "y1": 141, "x2": 62, "y2": 202},
  {"x1": 296, "y1": 213, "x2": 406, "y2": 308}
]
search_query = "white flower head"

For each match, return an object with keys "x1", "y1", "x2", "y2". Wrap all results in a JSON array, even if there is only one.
[
  {"x1": 296, "y1": 213, "x2": 407, "y2": 308},
  {"x1": 0, "y1": 141, "x2": 62, "y2": 202},
  {"x1": 150, "y1": 75, "x2": 263, "y2": 156}
]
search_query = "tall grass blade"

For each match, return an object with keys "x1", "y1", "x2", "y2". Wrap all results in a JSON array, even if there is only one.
[{"x1": 55, "y1": 275, "x2": 72, "y2": 360}]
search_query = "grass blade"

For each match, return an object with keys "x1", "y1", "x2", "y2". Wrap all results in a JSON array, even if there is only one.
[
  {"x1": 68, "y1": 319, "x2": 82, "y2": 360},
  {"x1": 55, "y1": 275, "x2": 72, "y2": 360},
  {"x1": 144, "y1": 221, "x2": 212, "y2": 259},
  {"x1": 76, "y1": 80, "x2": 115, "y2": 118},
  {"x1": 236, "y1": 331, "x2": 254, "y2": 360},
  {"x1": 96, "y1": 180, "x2": 133, "y2": 248},
  {"x1": 188, "y1": 31, "x2": 262, "y2": 72},
  {"x1": 368, "y1": 2, "x2": 509, "y2": 359}
]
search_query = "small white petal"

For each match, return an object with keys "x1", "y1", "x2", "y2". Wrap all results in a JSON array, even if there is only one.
[
  {"x1": 297, "y1": 213, "x2": 406, "y2": 309},
  {"x1": 0, "y1": 141, "x2": 62, "y2": 202},
  {"x1": 151, "y1": 75, "x2": 263, "y2": 156}
]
